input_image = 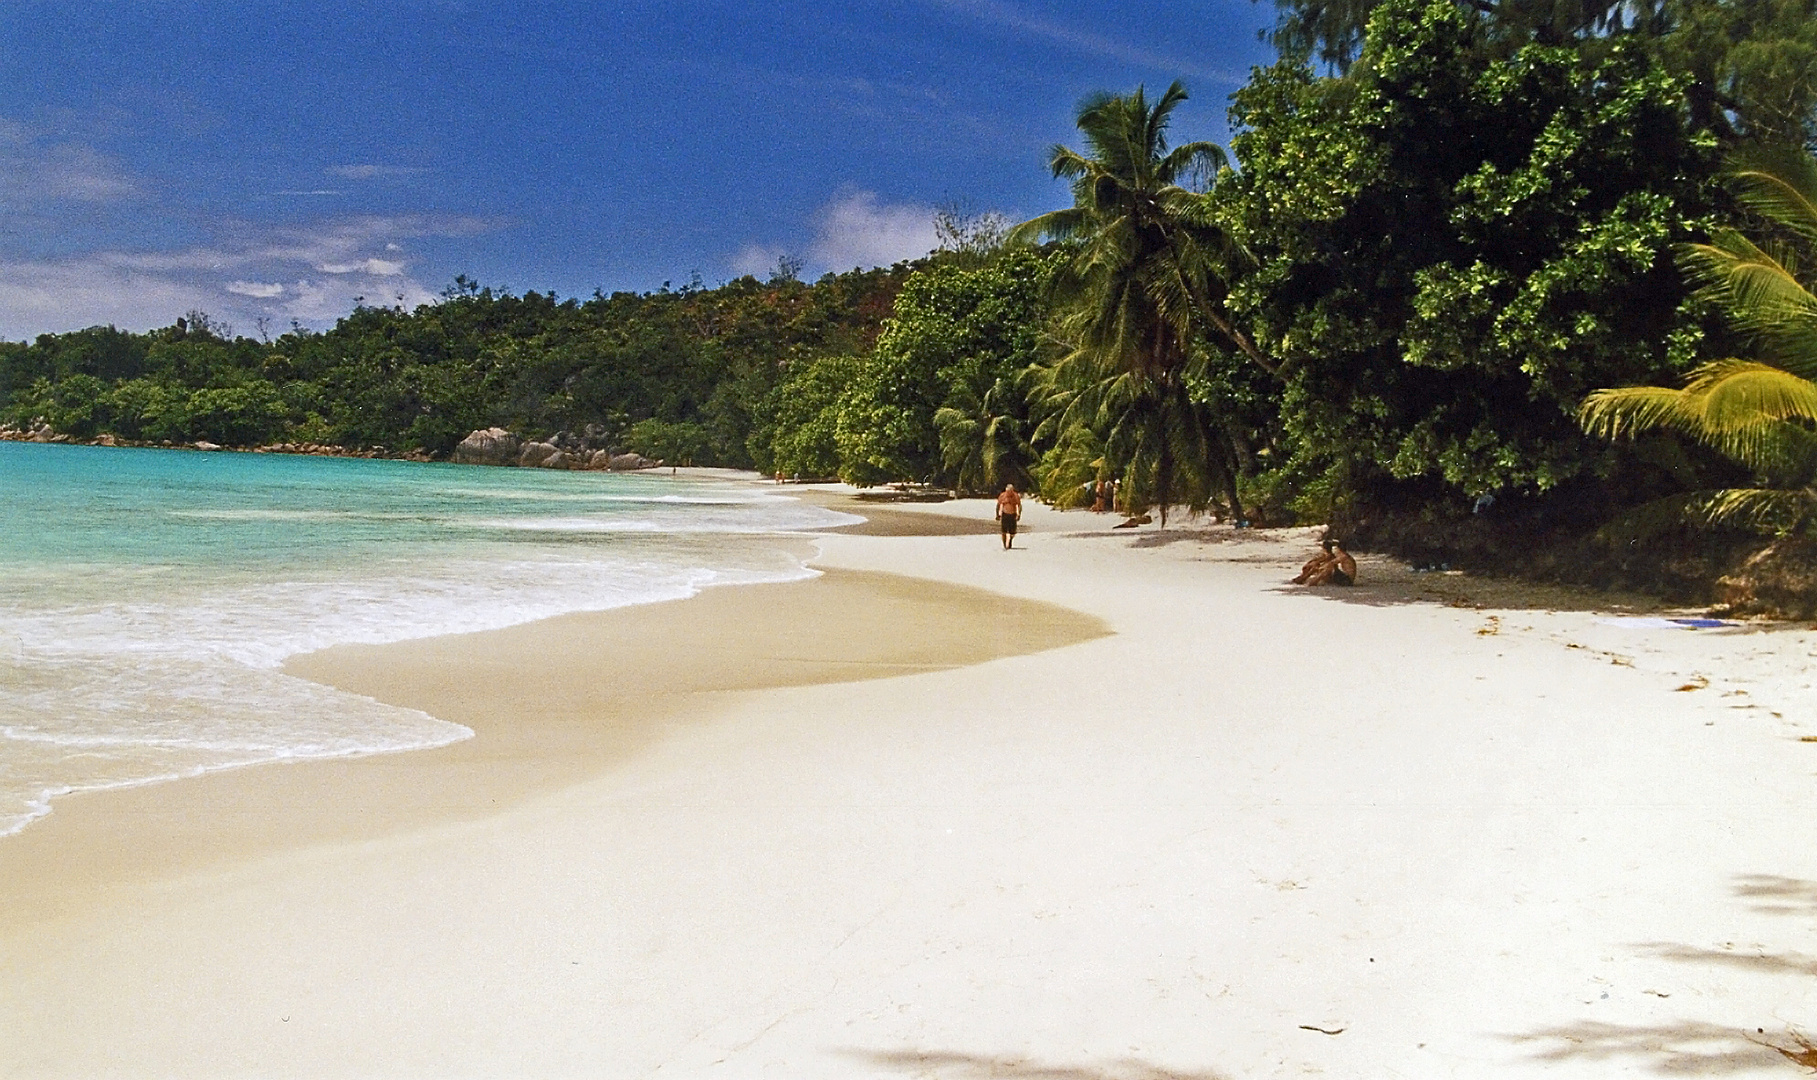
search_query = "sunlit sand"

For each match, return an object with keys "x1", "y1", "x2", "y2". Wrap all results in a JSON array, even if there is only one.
[{"x1": 3, "y1": 490, "x2": 1815, "y2": 1077}]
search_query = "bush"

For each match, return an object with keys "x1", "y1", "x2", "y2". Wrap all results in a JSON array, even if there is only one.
[{"x1": 623, "y1": 418, "x2": 709, "y2": 465}]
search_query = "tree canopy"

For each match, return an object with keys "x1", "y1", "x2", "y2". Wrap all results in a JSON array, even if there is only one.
[{"x1": 9, "y1": 0, "x2": 1817, "y2": 592}]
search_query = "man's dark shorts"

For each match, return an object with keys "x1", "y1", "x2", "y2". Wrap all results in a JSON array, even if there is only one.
[{"x1": 1000, "y1": 513, "x2": 1018, "y2": 535}]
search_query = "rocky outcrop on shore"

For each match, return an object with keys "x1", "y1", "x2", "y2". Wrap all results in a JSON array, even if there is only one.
[
  {"x1": 0, "y1": 421, "x2": 659, "y2": 471},
  {"x1": 453, "y1": 427, "x2": 660, "y2": 470},
  {"x1": 518, "y1": 441, "x2": 560, "y2": 467},
  {"x1": 0, "y1": 423, "x2": 428, "y2": 459},
  {"x1": 1716, "y1": 537, "x2": 1817, "y2": 619},
  {"x1": 1, "y1": 421, "x2": 71, "y2": 443},
  {"x1": 451, "y1": 427, "x2": 522, "y2": 466},
  {"x1": 445, "y1": 428, "x2": 658, "y2": 470}
]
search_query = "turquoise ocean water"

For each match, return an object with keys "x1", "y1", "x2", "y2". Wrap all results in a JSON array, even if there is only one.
[{"x1": 0, "y1": 442, "x2": 857, "y2": 836}]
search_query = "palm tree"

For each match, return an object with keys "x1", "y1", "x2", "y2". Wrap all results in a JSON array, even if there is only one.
[
  {"x1": 1010, "y1": 81, "x2": 1270, "y2": 380},
  {"x1": 1580, "y1": 146, "x2": 1817, "y2": 534},
  {"x1": 933, "y1": 371, "x2": 1031, "y2": 496},
  {"x1": 1028, "y1": 323, "x2": 1243, "y2": 521},
  {"x1": 1009, "y1": 81, "x2": 1265, "y2": 522}
]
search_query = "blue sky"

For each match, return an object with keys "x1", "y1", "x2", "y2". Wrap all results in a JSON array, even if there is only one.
[{"x1": 0, "y1": 0, "x2": 1276, "y2": 338}]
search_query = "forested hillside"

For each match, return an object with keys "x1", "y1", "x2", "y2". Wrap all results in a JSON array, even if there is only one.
[
  {"x1": 0, "y1": 266, "x2": 912, "y2": 469},
  {"x1": 11, "y1": 0, "x2": 1817, "y2": 600}
]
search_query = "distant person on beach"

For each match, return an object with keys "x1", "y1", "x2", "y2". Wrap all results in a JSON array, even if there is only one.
[
  {"x1": 996, "y1": 484, "x2": 1023, "y2": 550},
  {"x1": 1293, "y1": 538, "x2": 1357, "y2": 586}
]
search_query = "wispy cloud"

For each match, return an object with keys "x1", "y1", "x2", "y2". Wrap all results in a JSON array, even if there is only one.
[
  {"x1": 923, "y1": 0, "x2": 1247, "y2": 85},
  {"x1": 0, "y1": 259, "x2": 205, "y2": 339},
  {"x1": 0, "y1": 214, "x2": 497, "y2": 338},
  {"x1": 319, "y1": 258, "x2": 406, "y2": 276},
  {"x1": 718, "y1": 61, "x2": 1009, "y2": 149},
  {"x1": 0, "y1": 120, "x2": 138, "y2": 207},
  {"x1": 327, "y1": 164, "x2": 427, "y2": 180}
]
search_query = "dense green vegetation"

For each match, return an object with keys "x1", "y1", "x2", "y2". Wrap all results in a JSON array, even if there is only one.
[
  {"x1": 1, "y1": 269, "x2": 911, "y2": 466},
  {"x1": 10, "y1": 0, "x2": 1817, "y2": 592},
  {"x1": 1581, "y1": 147, "x2": 1817, "y2": 536}
]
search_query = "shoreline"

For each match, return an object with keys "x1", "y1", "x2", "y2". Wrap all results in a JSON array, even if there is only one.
[
  {"x1": 0, "y1": 566, "x2": 1105, "y2": 934},
  {"x1": 6, "y1": 491, "x2": 1817, "y2": 1076}
]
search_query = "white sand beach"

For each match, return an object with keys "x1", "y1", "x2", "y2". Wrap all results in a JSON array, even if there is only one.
[{"x1": 4, "y1": 489, "x2": 1817, "y2": 1078}]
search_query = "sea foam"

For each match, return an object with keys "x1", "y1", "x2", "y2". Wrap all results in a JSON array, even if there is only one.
[{"x1": 0, "y1": 443, "x2": 856, "y2": 835}]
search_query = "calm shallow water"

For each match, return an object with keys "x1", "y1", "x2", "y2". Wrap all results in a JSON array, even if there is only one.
[{"x1": 0, "y1": 443, "x2": 857, "y2": 835}]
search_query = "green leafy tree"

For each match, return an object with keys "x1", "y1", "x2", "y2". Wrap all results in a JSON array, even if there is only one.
[
  {"x1": 768, "y1": 354, "x2": 863, "y2": 479},
  {"x1": 103, "y1": 378, "x2": 186, "y2": 441},
  {"x1": 1219, "y1": 0, "x2": 1723, "y2": 524},
  {"x1": 832, "y1": 348, "x2": 945, "y2": 485},
  {"x1": 829, "y1": 251, "x2": 1056, "y2": 487},
  {"x1": 1582, "y1": 148, "x2": 1817, "y2": 533},
  {"x1": 624, "y1": 418, "x2": 709, "y2": 465},
  {"x1": 0, "y1": 262, "x2": 920, "y2": 458},
  {"x1": 1259, "y1": 0, "x2": 1817, "y2": 145},
  {"x1": 180, "y1": 382, "x2": 288, "y2": 445}
]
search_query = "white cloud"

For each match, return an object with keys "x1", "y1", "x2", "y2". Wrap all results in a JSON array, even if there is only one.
[
  {"x1": 728, "y1": 242, "x2": 788, "y2": 279},
  {"x1": 808, "y1": 191, "x2": 938, "y2": 271},
  {"x1": 0, "y1": 215, "x2": 490, "y2": 339},
  {"x1": 0, "y1": 258, "x2": 204, "y2": 339},
  {"x1": 278, "y1": 275, "x2": 438, "y2": 322}
]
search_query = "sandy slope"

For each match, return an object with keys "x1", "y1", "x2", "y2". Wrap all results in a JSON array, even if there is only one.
[{"x1": 4, "y1": 493, "x2": 1817, "y2": 1078}]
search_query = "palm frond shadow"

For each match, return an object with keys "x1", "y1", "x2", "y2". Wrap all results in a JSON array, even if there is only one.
[
  {"x1": 1507, "y1": 1020, "x2": 1789, "y2": 1073},
  {"x1": 1733, "y1": 874, "x2": 1817, "y2": 918},
  {"x1": 845, "y1": 1048, "x2": 1230, "y2": 1080},
  {"x1": 1641, "y1": 941, "x2": 1817, "y2": 978},
  {"x1": 1512, "y1": 874, "x2": 1817, "y2": 1073}
]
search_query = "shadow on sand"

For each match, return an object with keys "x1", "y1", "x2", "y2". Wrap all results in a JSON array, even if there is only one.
[
  {"x1": 1262, "y1": 553, "x2": 1687, "y2": 614},
  {"x1": 1070, "y1": 521, "x2": 1686, "y2": 614},
  {"x1": 1508, "y1": 1019, "x2": 1789, "y2": 1074},
  {"x1": 1509, "y1": 875, "x2": 1817, "y2": 1073},
  {"x1": 845, "y1": 1049, "x2": 1230, "y2": 1080}
]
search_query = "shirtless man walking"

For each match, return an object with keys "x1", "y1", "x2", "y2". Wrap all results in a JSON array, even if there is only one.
[{"x1": 996, "y1": 484, "x2": 1023, "y2": 550}]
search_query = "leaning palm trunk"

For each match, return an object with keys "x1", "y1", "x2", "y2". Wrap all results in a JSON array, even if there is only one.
[{"x1": 1011, "y1": 81, "x2": 1266, "y2": 523}]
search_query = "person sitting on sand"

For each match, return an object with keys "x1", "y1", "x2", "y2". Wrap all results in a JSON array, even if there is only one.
[
  {"x1": 996, "y1": 484, "x2": 1023, "y2": 550},
  {"x1": 1293, "y1": 538, "x2": 1357, "y2": 586}
]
